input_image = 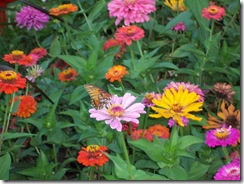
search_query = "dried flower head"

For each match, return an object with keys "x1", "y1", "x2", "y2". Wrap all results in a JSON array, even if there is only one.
[{"x1": 213, "y1": 83, "x2": 236, "y2": 103}]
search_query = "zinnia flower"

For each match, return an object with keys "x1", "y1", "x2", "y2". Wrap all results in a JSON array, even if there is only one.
[
  {"x1": 12, "y1": 95, "x2": 37, "y2": 118},
  {"x1": 50, "y1": 59, "x2": 69, "y2": 75},
  {"x1": 148, "y1": 124, "x2": 170, "y2": 139},
  {"x1": 3, "y1": 50, "x2": 26, "y2": 64},
  {"x1": 16, "y1": 6, "x2": 50, "y2": 31},
  {"x1": 122, "y1": 121, "x2": 139, "y2": 135},
  {"x1": 213, "y1": 82, "x2": 236, "y2": 104},
  {"x1": 58, "y1": 67, "x2": 78, "y2": 82},
  {"x1": 105, "y1": 65, "x2": 129, "y2": 82},
  {"x1": 29, "y1": 48, "x2": 47, "y2": 60},
  {"x1": 77, "y1": 145, "x2": 109, "y2": 167},
  {"x1": 142, "y1": 92, "x2": 160, "y2": 107},
  {"x1": 164, "y1": 0, "x2": 186, "y2": 12},
  {"x1": 214, "y1": 159, "x2": 240, "y2": 180},
  {"x1": 150, "y1": 85, "x2": 203, "y2": 127},
  {"x1": 203, "y1": 101, "x2": 240, "y2": 130},
  {"x1": 103, "y1": 38, "x2": 126, "y2": 58},
  {"x1": 89, "y1": 93, "x2": 146, "y2": 131},
  {"x1": 107, "y1": 0, "x2": 156, "y2": 26},
  {"x1": 205, "y1": 125, "x2": 239, "y2": 148},
  {"x1": 115, "y1": 25, "x2": 145, "y2": 46},
  {"x1": 168, "y1": 117, "x2": 189, "y2": 127},
  {"x1": 164, "y1": 81, "x2": 205, "y2": 102},
  {"x1": 0, "y1": 70, "x2": 26, "y2": 94},
  {"x1": 49, "y1": 4, "x2": 78, "y2": 16},
  {"x1": 26, "y1": 64, "x2": 44, "y2": 82},
  {"x1": 171, "y1": 22, "x2": 186, "y2": 32},
  {"x1": 131, "y1": 129, "x2": 153, "y2": 141},
  {"x1": 202, "y1": 4, "x2": 225, "y2": 21}
]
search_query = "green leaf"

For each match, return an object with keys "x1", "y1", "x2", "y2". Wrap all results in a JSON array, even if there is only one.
[
  {"x1": 58, "y1": 55, "x2": 87, "y2": 72},
  {"x1": 169, "y1": 125, "x2": 178, "y2": 148},
  {"x1": 178, "y1": 135, "x2": 204, "y2": 150},
  {"x1": 133, "y1": 170, "x2": 169, "y2": 180},
  {"x1": 69, "y1": 86, "x2": 88, "y2": 105},
  {"x1": 88, "y1": 0, "x2": 106, "y2": 21},
  {"x1": 49, "y1": 37, "x2": 61, "y2": 57},
  {"x1": 159, "y1": 165, "x2": 188, "y2": 180},
  {"x1": 0, "y1": 153, "x2": 11, "y2": 180},
  {"x1": 135, "y1": 160, "x2": 159, "y2": 170},
  {"x1": 3, "y1": 133, "x2": 34, "y2": 140},
  {"x1": 152, "y1": 62, "x2": 179, "y2": 70},
  {"x1": 188, "y1": 161, "x2": 210, "y2": 180}
]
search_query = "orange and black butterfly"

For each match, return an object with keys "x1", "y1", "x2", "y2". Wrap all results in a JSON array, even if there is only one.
[{"x1": 84, "y1": 84, "x2": 112, "y2": 110}]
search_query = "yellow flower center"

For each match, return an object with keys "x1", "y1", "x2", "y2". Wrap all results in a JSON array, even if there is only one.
[
  {"x1": 208, "y1": 7, "x2": 218, "y2": 15},
  {"x1": 214, "y1": 127, "x2": 230, "y2": 139},
  {"x1": 108, "y1": 104, "x2": 125, "y2": 117},
  {"x1": 171, "y1": 103, "x2": 182, "y2": 113},
  {"x1": 0, "y1": 70, "x2": 18, "y2": 82},
  {"x1": 12, "y1": 50, "x2": 24, "y2": 60},
  {"x1": 145, "y1": 93, "x2": 154, "y2": 101},
  {"x1": 58, "y1": 4, "x2": 69, "y2": 11},
  {"x1": 87, "y1": 145, "x2": 100, "y2": 153},
  {"x1": 124, "y1": 0, "x2": 137, "y2": 5},
  {"x1": 125, "y1": 28, "x2": 136, "y2": 36}
]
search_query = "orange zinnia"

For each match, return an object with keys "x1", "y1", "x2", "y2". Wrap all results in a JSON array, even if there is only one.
[
  {"x1": 49, "y1": 4, "x2": 78, "y2": 16},
  {"x1": 103, "y1": 38, "x2": 126, "y2": 58},
  {"x1": 3, "y1": 50, "x2": 26, "y2": 64},
  {"x1": 77, "y1": 145, "x2": 109, "y2": 167},
  {"x1": 131, "y1": 129, "x2": 153, "y2": 141},
  {"x1": 12, "y1": 95, "x2": 37, "y2": 118},
  {"x1": 0, "y1": 70, "x2": 26, "y2": 94},
  {"x1": 58, "y1": 67, "x2": 77, "y2": 82},
  {"x1": 105, "y1": 65, "x2": 128, "y2": 82},
  {"x1": 148, "y1": 124, "x2": 170, "y2": 139}
]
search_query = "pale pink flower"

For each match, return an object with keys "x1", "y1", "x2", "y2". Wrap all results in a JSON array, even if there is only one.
[
  {"x1": 89, "y1": 93, "x2": 146, "y2": 131},
  {"x1": 107, "y1": 0, "x2": 156, "y2": 26}
]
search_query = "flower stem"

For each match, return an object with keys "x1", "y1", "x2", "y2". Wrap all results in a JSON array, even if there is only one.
[
  {"x1": 222, "y1": 146, "x2": 231, "y2": 163},
  {"x1": 76, "y1": 0, "x2": 93, "y2": 31},
  {"x1": 129, "y1": 45, "x2": 136, "y2": 70},
  {"x1": 142, "y1": 107, "x2": 150, "y2": 130},
  {"x1": 119, "y1": 81, "x2": 125, "y2": 93},
  {"x1": 89, "y1": 166, "x2": 95, "y2": 180},
  {"x1": 136, "y1": 41, "x2": 143, "y2": 57},
  {"x1": 64, "y1": 18, "x2": 80, "y2": 52},
  {"x1": 119, "y1": 132, "x2": 132, "y2": 179}
]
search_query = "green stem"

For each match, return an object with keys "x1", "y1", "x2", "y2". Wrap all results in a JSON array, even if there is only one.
[
  {"x1": 52, "y1": 144, "x2": 58, "y2": 168},
  {"x1": 76, "y1": 0, "x2": 93, "y2": 31},
  {"x1": 5, "y1": 92, "x2": 16, "y2": 133},
  {"x1": 199, "y1": 20, "x2": 215, "y2": 87},
  {"x1": 142, "y1": 107, "x2": 150, "y2": 130},
  {"x1": 129, "y1": 45, "x2": 136, "y2": 70},
  {"x1": 136, "y1": 41, "x2": 143, "y2": 57},
  {"x1": 119, "y1": 132, "x2": 132, "y2": 179},
  {"x1": 89, "y1": 166, "x2": 95, "y2": 180},
  {"x1": 119, "y1": 81, "x2": 125, "y2": 93},
  {"x1": 34, "y1": 31, "x2": 43, "y2": 48},
  {"x1": 148, "y1": 11, "x2": 156, "y2": 41},
  {"x1": 222, "y1": 146, "x2": 231, "y2": 163},
  {"x1": 25, "y1": 123, "x2": 40, "y2": 154},
  {"x1": 64, "y1": 18, "x2": 79, "y2": 52}
]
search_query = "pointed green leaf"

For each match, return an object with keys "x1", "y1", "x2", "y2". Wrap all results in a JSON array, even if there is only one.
[{"x1": 0, "y1": 153, "x2": 11, "y2": 180}]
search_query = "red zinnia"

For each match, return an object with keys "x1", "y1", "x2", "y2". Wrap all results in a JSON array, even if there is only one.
[
  {"x1": 58, "y1": 67, "x2": 77, "y2": 82},
  {"x1": 0, "y1": 70, "x2": 26, "y2": 94},
  {"x1": 77, "y1": 145, "x2": 109, "y2": 167},
  {"x1": 115, "y1": 25, "x2": 145, "y2": 46},
  {"x1": 103, "y1": 38, "x2": 126, "y2": 58},
  {"x1": 131, "y1": 129, "x2": 153, "y2": 141},
  {"x1": 202, "y1": 4, "x2": 225, "y2": 21},
  {"x1": 3, "y1": 50, "x2": 26, "y2": 64},
  {"x1": 29, "y1": 47, "x2": 47, "y2": 59},
  {"x1": 12, "y1": 95, "x2": 37, "y2": 118},
  {"x1": 148, "y1": 124, "x2": 170, "y2": 139}
]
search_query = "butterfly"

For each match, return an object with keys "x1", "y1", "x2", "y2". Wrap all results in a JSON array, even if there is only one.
[{"x1": 84, "y1": 84, "x2": 112, "y2": 110}]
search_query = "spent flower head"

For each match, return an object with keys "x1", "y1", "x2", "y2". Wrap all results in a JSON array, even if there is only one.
[{"x1": 26, "y1": 64, "x2": 44, "y2": 82}]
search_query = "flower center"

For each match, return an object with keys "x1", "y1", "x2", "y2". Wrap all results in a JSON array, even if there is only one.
[
  {"x1": 112, "y1": 69, "x2": 121, "y2": 76},
  {"x1": 171, "y1": 103, "x2": 182, "y2": 113},
  {"x1": 58, "y1": 5, "x2": 69, "y2": 11},
  {"x1": 145, "y1": 93, "x2": 154, "y2": 101},
  {"x1": 12, "y1": 50, "x2": 24, "y2": 60},
  {"x1": 227, "y1": 167, "x2": 240, "y2": 176},
  {"x1": 214, "y1": 127, "x2": 230, "y2": 139},
  {"x1": 108, "y1": 104, "x2": 125, "y2": 117},
  {"x1": 124, "y1": 0, "x2": 137, "y2": 5},
  {"x1": 208, "y1": 7, "x2": 218, "y2": 15},
  {"x1": 0, "y1": 70, "x2": 18, "y2": 82},
  {"x1": 87, "y1": 145, "x2": 100, "y2": 153},
  {"x1": 125, "y1": 28, "x2": 135, "y2": 36}
]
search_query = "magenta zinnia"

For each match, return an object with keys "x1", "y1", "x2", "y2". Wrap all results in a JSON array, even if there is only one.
[
  {"x1": 16, "y1": 6, "x2": 50, "y2": 31},
  {"x1": 107, "y1": 0, "x2": 156, "y2": 26},
  {"x1": 89, "y1": 93, "x2": 146, "y2": 131},
  {"x1": 205, "y1": 125, "x2": 239, "y2": 148},
  {"x1": 214, "y1": 159, "x2": 240, "y2": 180}
]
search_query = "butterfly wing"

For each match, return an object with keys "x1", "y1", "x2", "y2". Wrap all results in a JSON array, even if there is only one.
[{"x1": 84, "y1": 84, "x2": 111, "y2": 109}]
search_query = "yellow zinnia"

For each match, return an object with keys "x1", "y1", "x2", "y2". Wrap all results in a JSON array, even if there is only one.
[
  {"x1": 164, "y1": 0, "x2": 186, "y2": 12},
  {"x1": 149, "y1": 86, "x2": 203, "y2": 126}
]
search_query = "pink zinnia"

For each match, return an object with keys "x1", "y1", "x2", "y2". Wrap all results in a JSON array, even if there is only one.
[
  {"x1": 205, "y1": 125, "x2": 240, "y2": 148},
  {"x1": 164, "y1": 81, "x2": 205, "y2": 102},
  {"x1": 202, "y1": 4, "x2": 225, "y2": 21},
  {"x1": 89, "y1": 93, "x2": 146, "y2": 131},
  {"x1": 107, "y1": 0, "x2": 156, "y2": 26},
  {"x1": 171, "y1": 22, "x2": 186, "y2": 32},
  {"x1": 168, "y1": 117, "x2": 189, "y2": 128},
  {"x1": 115, "y1": 25, "x2": 145, "y2": 45},
  {"x1": 214, "y1": 159, "x2": 240, "y2": 180},
  {"x1": 142, "y1": 92, "x2": 160, "y2": 107},
  {"x1": 29, "y1": 48, "x2": 47, "y2": 60},
  {"x1": 16, "y1": 6, "x2": 50, "y2": 31}
]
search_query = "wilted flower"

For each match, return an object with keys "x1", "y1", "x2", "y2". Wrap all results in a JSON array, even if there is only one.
[
  {"x1": 150, "y1": 86, "x2": 203, "y2": 127},
  {"x1": 103, "y1": 38, "x2": 126, "y2": 58},
  {"x1": 205, "y1": 125, "x2": 239, "y2": 148},
  {"x1": 115, "y1": 25, "x2": 145, "y2": 46},
  {"x1": 16, "y1": 6, "x2": 50, "y2": 31},
  {"x1": 148, "y1": 124, "x2": 170, "y2": 139},
  {"x1": 171, "y1": 22, "x2": 186, "y2": 32},
  {"x1": 202, "y1": 3, "x2": 225, "y2": 21},
  {"x1": 58, "y1": 67, "x2": 78, "y2": 82},
  {"x1": 89, "y1": 93, "x2": 146, "y2": 131},
  {"x1": 164, "y1": 0, "x2": 186, "y2": 12},
  {"x1": 50, "y1": 59, "x2": 70, "y2": 74},
  {"x1": 26, "y1": 65, "x2": 44, "y2": 82},
  {"x1": 213, "y1": 82, "x2": 236, "y2": 104},
  {"x1": 214, "y1": 159, "x2": 240, "y2": 180},
  {"x1": 12, "y1": 95, "x2": 37, "y2": 118},
  {"x1": 164, "y1": 81, "x2": 205, "y2": 102},
  {"x1": 0, "y1": 70, "x2": 26, "y2": 94},
  {"x1": 131, "y1": 129, "x2": 153, "y2": 141},
  {"x1": 107, "y1": 0, "x2": 156, "y2": 26},
  {"x1": 49, "y1": 4, "x2": 78, "y2": 16},
  {"x1": 77, "y1": 145, "x2": 109, "y2": 168},
  {"x1": 105, "y1": 65, "x2": 129, "y2": 82}
]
